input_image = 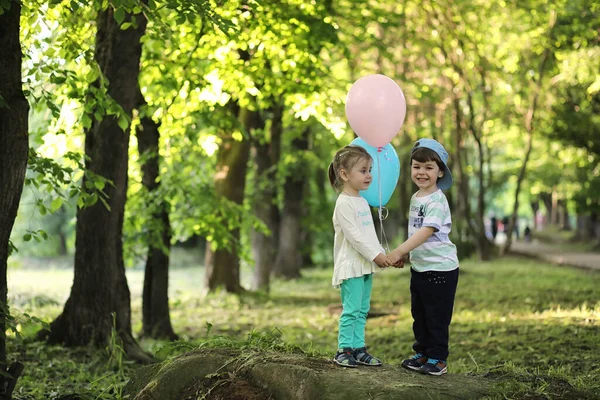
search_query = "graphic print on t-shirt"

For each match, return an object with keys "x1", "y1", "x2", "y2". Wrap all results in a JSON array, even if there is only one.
[{"x1": 410, "y1": 204, "x2": 425, "y2": 229}]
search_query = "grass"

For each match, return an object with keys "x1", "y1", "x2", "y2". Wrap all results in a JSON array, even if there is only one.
[{"x1": 6, "y1": 254, "x2": 600, "y2": 399}]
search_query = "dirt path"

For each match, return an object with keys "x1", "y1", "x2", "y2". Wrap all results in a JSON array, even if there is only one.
[{"x1": 510, "y1": 240, "x2": 600, "y2": 271}]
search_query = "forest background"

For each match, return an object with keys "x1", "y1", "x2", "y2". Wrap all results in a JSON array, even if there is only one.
[{"x1": 0, "y1": 0, "x2": 599, "y2": 398}]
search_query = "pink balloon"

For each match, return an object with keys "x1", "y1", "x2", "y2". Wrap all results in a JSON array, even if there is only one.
[{"x1": 345, "y1": 74, "x2": 407, "y2": 147}]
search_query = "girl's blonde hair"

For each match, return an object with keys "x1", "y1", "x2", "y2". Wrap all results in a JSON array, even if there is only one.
[{"x1": 328, "y1": 145, "x2": 372, "y2": 190}]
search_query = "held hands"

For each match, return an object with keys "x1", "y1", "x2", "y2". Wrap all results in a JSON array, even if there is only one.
[
  {"x1": 386, "y1": 250, "x2": 407, "y2": 268},
  {"x1": 373, "y1": 253, "x2": 390, "y2": 268}
]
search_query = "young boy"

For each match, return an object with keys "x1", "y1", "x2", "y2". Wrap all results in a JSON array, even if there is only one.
[{"x1": 386, "y1": 138, "x2": 459, "y2": 376}]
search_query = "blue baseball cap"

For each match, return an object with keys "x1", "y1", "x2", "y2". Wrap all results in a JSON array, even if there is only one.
[{"x1": 411, "y1": 138, "x2": 453, "y2": 190}]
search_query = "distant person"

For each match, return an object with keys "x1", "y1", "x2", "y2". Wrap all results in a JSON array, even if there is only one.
[
  {"x1": 328, "y1": 145, "x2": 392, "y2": 368},
  {"x1": 491, "y1": 216, "x2": 498, "y2": 239},
  {"x1": 524, "y1": 226, "x2": 532, "y2": 242},
  {"x1": 386, "y1": 139, "x2": 459, "y2": 376},
  {"x1": 502, "y1": 216, "x2": 509, "y2": 232}
]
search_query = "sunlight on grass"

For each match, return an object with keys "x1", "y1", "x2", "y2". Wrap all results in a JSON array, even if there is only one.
[{"x1": 7, "y1": 255, "x2": 600, "y2": 399}]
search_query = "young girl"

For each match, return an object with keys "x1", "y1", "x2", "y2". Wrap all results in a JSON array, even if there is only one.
[
  {"x1": 328, "y1": 145, "x2": 390, "y2": 368},
  {"x1": 386, "y1": 138, "x2": 459, "y2": 376}
]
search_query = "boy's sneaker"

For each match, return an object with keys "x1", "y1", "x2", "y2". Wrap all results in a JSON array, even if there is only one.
[
  {"x1": 419, "y1": 358, "x2": 447, "y2": 375},
  {"x1": 333, "y1": 347, "x2": 358, "y2": 368},
  {"x1": 401, "y1": 353, "x2": 428, "y2": 371}
]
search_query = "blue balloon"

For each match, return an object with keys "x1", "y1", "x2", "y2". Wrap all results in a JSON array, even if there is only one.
[{"x1": 350, "y1": 137, "x2": 400, "y2": 207}]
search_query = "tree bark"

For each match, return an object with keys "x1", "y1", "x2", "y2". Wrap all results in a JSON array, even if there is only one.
[
  {"x1": 452, "y1": 95, "x2": 476, "y2": 241},
  {"x1": 530, "y1": 200, "x2": 540, "y2": 231},
  {"x1": 136, "y1": 93, "x2": 177, "y2": 341},
  {"x1": 272, "y1": 127, "x2": 310, "y2": 279},
  {"x1": 57, "y1": 206, "x2": 69, "y2": 255},
  {"x1": 0, "y1": 1, "x2": 29, "y2": 395},
  {"x1": 397, "y1": 134, "x2": 413, "y2": 242},
  {"x1": 125, "y1": 349, "x2": 492, "y2": 400},
  {"x1": 539, "y1": 192, "x2": 553, "y2": 225},
  {"x1": 466, "y1": 92, "x2": 492, "y2": 260},
  {"x1": 40, "y1": 6, "x2": 152, "y2": 363},
  {"x1": 204, "y1": 107, "x2": 258, "y2": 293},
  {"x1": 250, "y1": 104, "x2": 282, "y2": 292},
  {"x1": 502, "y1": 11, "x2": 556, "y2": 255},
  {"x1": 557, "y1": 199, "x2": 571, "y2": 230},
  {"x1": 551, "y1": 190, "x2": 559, "y2": 225},
  {"x1": 575, "y1": 214, "x2": 591, "y2": 241}
]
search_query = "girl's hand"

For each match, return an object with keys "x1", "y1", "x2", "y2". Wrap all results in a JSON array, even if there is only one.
[{"x1": 373, "y1": 253, "x2": 390, "y2": 267}]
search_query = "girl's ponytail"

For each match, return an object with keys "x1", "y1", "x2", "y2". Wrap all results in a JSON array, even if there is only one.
[{"x1": 328, "y1": 161, "x2": 338, "y2": 188}]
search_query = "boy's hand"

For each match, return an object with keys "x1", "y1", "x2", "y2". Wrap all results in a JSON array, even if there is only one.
[
  {"x1": 385, "y1": 250, "x2": 404, "y2": 265},
  {"x1": 373, "y1": 253, "x2": 390, "y2": 267},
  {"x1": 392, "y1": 256, "x2": 406, "y2": 268}
]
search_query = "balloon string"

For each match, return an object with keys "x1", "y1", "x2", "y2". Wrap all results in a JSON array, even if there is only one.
[{"x1": 377, "y1": 149, "x2": 390, "y2": 253}]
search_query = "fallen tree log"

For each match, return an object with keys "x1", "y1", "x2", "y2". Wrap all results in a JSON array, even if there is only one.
[{"x1": 125, "y1": 348, "x2": 491, "y2": 400}]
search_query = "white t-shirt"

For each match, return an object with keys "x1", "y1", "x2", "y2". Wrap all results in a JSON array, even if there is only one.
[
  {"x1": 408, "y1": 189, "x2": 459, "y2": 272},
  {"x1": 332, "y1": 194, "x2": 384, "y2": 287}
]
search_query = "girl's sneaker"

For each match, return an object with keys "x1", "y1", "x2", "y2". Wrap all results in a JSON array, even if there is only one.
[
  {"x1": 419, "y1": 358, "x2": 447, "y2": 375},
  {"x1": 401, "y1": 353, "x2": 428, "y2": 371},
  {"x1": 353, "y1": 347, "x2": 382, "y2": 366},
  {"x1": 333, "y1": 348, "x2": 358, "y2": 368}
]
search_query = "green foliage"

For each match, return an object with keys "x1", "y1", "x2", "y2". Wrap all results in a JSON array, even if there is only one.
[
  {"x1": 9, "y1": 341, "x2": 134, "y2": 400},
  {"x1": 10, "y1": 147, "x2": 110, "y2": 257},
  {"x1": 26, "y1": 150, "x2": 110, "y2": 211},
  {"x1": 0, "y1": 302, "x2": 49, "y2": 343}
]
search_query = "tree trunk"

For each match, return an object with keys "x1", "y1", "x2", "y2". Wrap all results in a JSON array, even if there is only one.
[
  {"x1": 588, "y1": 211, "x2": 600, "y2": 243},
  {"x1": 136, "y1": 94, "x2": 177, "y2": 341},
  {"x1": 557, "y1": 199, "x2": 568, "y2": 230},
  {"x1": 41, "y1": 6, "x2": 152, "y2": 363},
  {"x1": 250, "y1": 104, "x2": 282, "y2": 292},
  {"x1": 124, "y1": 349, "x2": 491, "y2": 400},
  {"x1": 57, "y1": 206, "x2": 69, "y2": 256},
  {"x1": 551, "y1": 190, "x2": 559, "y2": 225},
  {"x1": 502, "y1": 14, "x2": 555, "y2": 255},
  {"x1": 466, "y1": 92, "x2": 492, "y2": 260},
  {"x1": 204, "y1": 107, "x2": 258, "y2": 293},
  {"x1": 0, "y1": 1, "x2": 29, "y2": 395},
  {"x1": 299, "y1": 134, "x2": 316, "y2": 268},
  {"x1": 452, "y1": 95, "x2": 476, "y2": 241},
  {"x1": 530, "y1": 200, "x2": 539, "y2": 231},
  {"x1": 575, "y1": 214, "x2": 591, "y2": 241},
  {"x1": 398, "y1": 135, "x2": 413, "y2": 242},
  {"x1": 539, "y1": 192, "x2": 552, "y2": 225},
  {"x1": 272, "y1": 127, "x2": 310, "y2": 279}
]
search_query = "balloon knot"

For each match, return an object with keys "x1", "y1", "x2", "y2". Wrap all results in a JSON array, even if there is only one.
[{"x1": 377, "y1": 147, "x2": 382, "y2": 152}]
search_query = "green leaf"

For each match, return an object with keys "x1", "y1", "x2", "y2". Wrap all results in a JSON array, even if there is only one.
[
  {"x1": 84, "y1": 114, "x2": 94, "y2": 129},
  {"x1": 0, "y1": 0, "x2": 10, "y2": 12},
  {"x1": 114, "y1": 8, "x2": 125, "y2": 25},
  {"x1": 50, "y1": 75, "x2": 66, "y2": 85},
  {"x1": 94, "y1": 180, "x2": 105, "y2": 190},
  {"x1": 118, "y1": 115, "x2": 129, "y2": 131},
  {"x1": 23, "y1": 234, "x2": 32, "y2": 242},
  {"x1": 51, "y1": 197, "x2": 63, "y2": 212}
]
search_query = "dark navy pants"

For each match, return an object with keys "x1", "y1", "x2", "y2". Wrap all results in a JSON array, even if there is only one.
[{"x1": 410, "y1": 268, "x2": 459, "y2": 361}]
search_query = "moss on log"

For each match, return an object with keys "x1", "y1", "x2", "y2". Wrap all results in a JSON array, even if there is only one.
[{"x1": 125, "y1": 348, "x2": 490, "y2": 400}]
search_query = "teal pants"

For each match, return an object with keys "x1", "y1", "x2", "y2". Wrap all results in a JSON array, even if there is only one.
[{"x1": 338, "y1": 273, "x2": 373, "y2": 349}]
